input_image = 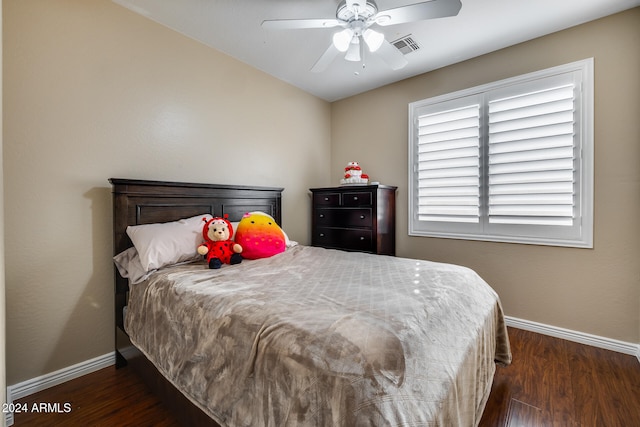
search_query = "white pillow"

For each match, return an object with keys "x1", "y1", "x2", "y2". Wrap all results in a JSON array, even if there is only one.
[
  {"x1": 230, "y1": 221, "x2": 240, "y2": 239},
  {"x1": 126, "y1": 214, "x2": 212, "y2": 272},
  {"x1": 113, "y1": 246, "x2": 152, "y2": 284}
]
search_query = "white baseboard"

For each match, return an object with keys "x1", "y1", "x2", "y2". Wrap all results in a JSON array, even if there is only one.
[
  {"x1": 505, "y1": 316, "x2": 640, "y2": 363},
  {"x1": 5, "y1": 352, "x2": 115, "y2": 426}
]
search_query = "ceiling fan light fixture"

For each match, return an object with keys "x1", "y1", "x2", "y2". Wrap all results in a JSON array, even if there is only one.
[
  {"x1": 332, "y1": 28, "x2": 353, "y2": 52},
  {"x1": 363, "y1": 29, "x2": 384, "y2": 52},
  {"x1": 344, "y1": 37, "x2": 361, "y2": 61}
]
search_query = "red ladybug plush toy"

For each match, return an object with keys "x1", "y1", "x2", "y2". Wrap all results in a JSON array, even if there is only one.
[{"x1": 197, "y1": 215, "x2": 243, "y2": 269}]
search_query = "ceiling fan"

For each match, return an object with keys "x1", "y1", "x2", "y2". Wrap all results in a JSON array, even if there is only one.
[{"x1": 262, "y1": 0, "x2": 462, "y2": 72}]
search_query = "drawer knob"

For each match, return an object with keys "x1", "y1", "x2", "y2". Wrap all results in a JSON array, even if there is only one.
[
  {"x1": 319, "y1": 214, "x2": 325, "y2": 218},
  {"x1": 360, "y1": 215, "x2": 365, "y2": 219},
  {"x1": 353, "y1": 196, "x2": 358, "y2": 200},
  {"x1": 319, "y1": 233, "x2": 325, "y2": 237},
  {"x1": 324, "y1": 197, "x2": 329, "y2": 201},
  {"x1": 360, "y1": 236, "x2": 365, "y2": 240}
]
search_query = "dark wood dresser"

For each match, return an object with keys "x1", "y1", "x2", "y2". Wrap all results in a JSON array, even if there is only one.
[{"x1": 310, "y1": 184, "x2": 397, "y2": 255}]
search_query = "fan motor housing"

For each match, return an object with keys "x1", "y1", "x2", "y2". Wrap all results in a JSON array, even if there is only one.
[{"x1": 336, "y1": 0, "x2": 378, "y2": 22}]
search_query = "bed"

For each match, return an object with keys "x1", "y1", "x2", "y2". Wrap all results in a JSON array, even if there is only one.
[{"x1": 110, "y1": 178, "x2": 511, "y2": 427}]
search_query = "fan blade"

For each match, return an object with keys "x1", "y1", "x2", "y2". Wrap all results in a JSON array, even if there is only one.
[
  {"x1": 376, "y1": 39, "x2": 408, "y2": 70},
  {"x1": 376, "y1": 0, "x2": 462, "y2": 26},
  {"x1": 311, "y1": 44, "x2": 341, "y2": 73},
  {"x1": 262, "y1": 18, "x2": 342, "y2": 30}
]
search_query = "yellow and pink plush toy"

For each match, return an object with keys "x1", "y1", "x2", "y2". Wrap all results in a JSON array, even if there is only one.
[{"x1": 234, "y1": 212, "x2": 286, "y2": 260}]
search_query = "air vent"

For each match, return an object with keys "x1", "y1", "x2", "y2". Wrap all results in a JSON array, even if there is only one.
[{"x1": 392, "y1": 35, "x2": 420, "y2": 55}]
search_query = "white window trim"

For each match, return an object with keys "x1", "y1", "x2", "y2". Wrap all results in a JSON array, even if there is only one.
[{"x1": 408, "y1": 58, "x2": 594, "y2": 248}]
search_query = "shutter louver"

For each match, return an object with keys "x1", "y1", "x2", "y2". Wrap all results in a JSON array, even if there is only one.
[
  {"x1": 417, "y1": 105, "x2": 481, "y2": 223},
  {"x1": 488, "y1": 85, "x2": 576, "y2": 226}
]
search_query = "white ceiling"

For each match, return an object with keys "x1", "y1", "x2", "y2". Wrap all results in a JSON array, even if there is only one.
[{"x1": 112, "y1": 0, "x2": 639, "y2": 102}]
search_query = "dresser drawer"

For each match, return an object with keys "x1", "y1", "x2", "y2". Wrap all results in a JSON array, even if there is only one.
[
  {"x1": 314, "y1": 227, "x2": 373, "y2": 252},
  {"x1": 315, "y1": 208, "x2": 372, "y2": 228},
  {"x1": 313, "y1": 193, "x2": 340, "y2": 206},
  {"x1": 342, "y1": 191, "x2": 372, "y2": 206}
]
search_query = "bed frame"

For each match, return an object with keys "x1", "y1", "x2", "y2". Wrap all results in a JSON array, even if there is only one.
[{"x1": 110, "y1": 178, "x2": 284, "y2": 426}]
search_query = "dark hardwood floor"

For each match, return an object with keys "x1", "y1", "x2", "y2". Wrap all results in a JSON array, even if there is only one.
[
  {"x1": 13, "y1": 328, "x2": 640, "y2": 426},
  {"x1": 480, "y1": 328, "x2": 640, "y2": 426}
]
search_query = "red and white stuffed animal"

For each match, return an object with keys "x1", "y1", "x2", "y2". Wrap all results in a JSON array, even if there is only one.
[
  {"x1": 341, "y1": 161, "x2": 369, "y2": 184},
  {"x1": 197, "y1": 215, "x2": 243, "y2": 269}
]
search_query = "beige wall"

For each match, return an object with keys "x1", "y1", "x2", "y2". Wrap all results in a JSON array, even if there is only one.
[
  {"x1": 1, "y1": 0, "x2": 7, "y2": 423},
  {"x1": 3, "y1": 0, "x2": 331, "y2": 385},
  {"x1": 331, "y1": 8, "x2": 640, "y2": 344}
]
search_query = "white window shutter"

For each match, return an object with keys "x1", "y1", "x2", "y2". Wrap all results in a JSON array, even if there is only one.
[
  {"x1": 488, "y1": 84, "x2": 576, "y2": 226},
  {"x1": 417, "y1": 104, "x2": 481, "y2": 223},
  {"x1": 408, "y1": 58, "x2": 593, "y2": 247}
]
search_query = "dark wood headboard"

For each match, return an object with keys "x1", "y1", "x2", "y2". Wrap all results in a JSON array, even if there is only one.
[
  {"x1": 109, "y1": 178, "x2": 284, "y2": 368},
  {"x1": 110, "y1": 178, "x2": 283, "y2": 256}
]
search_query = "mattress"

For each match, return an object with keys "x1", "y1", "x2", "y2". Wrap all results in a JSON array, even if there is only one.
[{"x1": 125, "y1": 245, "x2": 511, "y2": 426}]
